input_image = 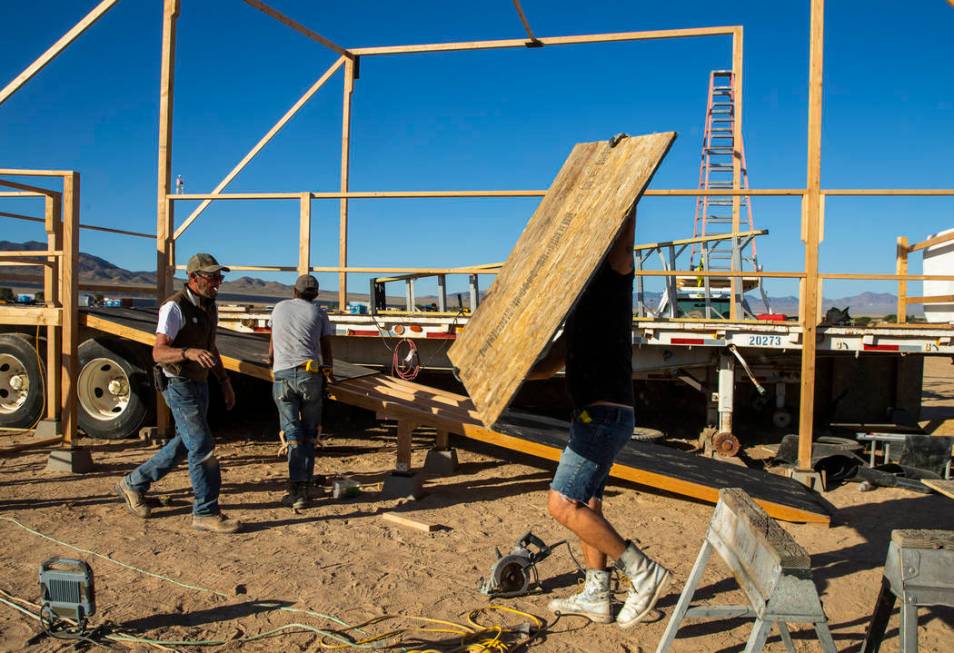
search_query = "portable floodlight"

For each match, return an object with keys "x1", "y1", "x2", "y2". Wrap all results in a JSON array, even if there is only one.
[{"x1": 38, "y1": 558, "x2": 96, "y2": 627}]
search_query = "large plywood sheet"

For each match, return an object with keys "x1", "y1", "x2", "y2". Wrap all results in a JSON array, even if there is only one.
[{"x1": 448, "y1": 133, "x2": 675, "y2": 427}]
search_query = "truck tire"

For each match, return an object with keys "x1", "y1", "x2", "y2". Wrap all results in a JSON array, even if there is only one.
[
  {"x1": 77, "y1": 338, "x2": 154, "y2": 440},
  {"x1": 0, "y1": 334, "x2": 44, "y2": 429}
]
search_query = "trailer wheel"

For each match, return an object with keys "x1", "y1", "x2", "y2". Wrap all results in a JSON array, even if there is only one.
[
  {"x1": 772, "y1": 409, "x2": 793, "y2": 429},
  {"x1": 78, "y1": 338, "x2": 153, "y2": 440},
  {"x1": 0, "y1": 334, "x2": 44, "y2": 429}
]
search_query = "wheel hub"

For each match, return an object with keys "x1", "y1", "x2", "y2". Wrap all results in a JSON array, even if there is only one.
[
  {"x1": 0, "y1": 353, "x2": 30, "y2": 415},
  {"x1": 78, "y1": 358, "x2": 131, "y2": 421}
]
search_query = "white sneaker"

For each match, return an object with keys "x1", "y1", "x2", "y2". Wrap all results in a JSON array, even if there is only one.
[
  {"x1": 615, "y1": 542, "x2": 671, "y2": 629},
  {"x1": 547, "y1": 568, "x2": 613, "y2": 624}
]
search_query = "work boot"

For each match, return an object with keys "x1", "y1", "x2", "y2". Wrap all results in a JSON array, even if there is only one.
[
  {"x1": 115, "y1": 477, "x2": 151, "y2": 519},
  {"x1": 281, "y1": 482, "x2": 309, "y2": 509},
  {"x1": 192, "y1": 512, "x2": 242, "y2": 534},
  {"x1": 547, "y1": 568, "x2": 613, "y2": 624},
  {"x1": 615, "y1": 541, "x2": 671, "y2": 628}
]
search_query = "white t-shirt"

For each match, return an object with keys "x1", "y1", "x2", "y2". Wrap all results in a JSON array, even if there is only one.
[{"x1": 270, "y1": 298, "x2": 333, "y2": 372}]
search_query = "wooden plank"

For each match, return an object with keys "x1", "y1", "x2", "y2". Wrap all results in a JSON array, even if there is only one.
[
  {"x1": 511, "y1": 0, "x2": 538, "y2": 41},
  {"x1": 0, "y1": 307, "x2": 62, "y2": 326},
  {"x1": 330, "y1": 375, "x2": 830, "y2": 524},
  {"x1": 922, "y1": 479, "x2": 954, "y2": 500},
  {"x1": 349, "y1": 26, "x2": 737, "y2": 56},
  {"x1": 798, "y1": 0, "x2": 825, "y2": 471},
  {"x1": 0, "y1": 210, "x2": 153, "y2": 238},
  {"x1": 897, "y1": 236, "x2": 909, "y2": 323},
  {"x1": 242, "y1": 0, "x2": 350, "y2": 57},
  {"x1": 449, "y1": 133, "x2": 675, "y2": 427},
  {"x1": 910, "y1": 230, "x2": 954, "y2": 253},
  {"x1": 338, "y1": 57, "x2": 355, "y2": 311},
  {"x1": 0, "y1": 0, "x2": 120, "y2": 105},
  {"x1": 382, "y1": 512, "x2": 440, "y2": 533},
  {"x1": 906, "y1": 294, "x2": 954, "y2": 305},
  {"x1": 730, "y1": 28, "x2": 743, "y2": 321},
  {"x1": 173, "y1": 57, "x2": 344, "y2": 239},
  {"x1": 634, "y1": 229, "x2": 767, "y2": 252},
  {"x1": 156, "y1": 0, "x2": 179, "y2": 441},
  {"x1": 60, "y1": 174, "x2": 80, "y2": 447},
  {"x1": 44, "y1": 194, "x2": 61, "y2": 421},
  {"x1": 298, "y1": 193, "x2": 311, "y2": 275}
]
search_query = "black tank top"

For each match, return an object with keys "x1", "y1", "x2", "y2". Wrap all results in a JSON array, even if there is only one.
[{"x1": 564, "y1": 261, "x2": 635, "y2": 410}]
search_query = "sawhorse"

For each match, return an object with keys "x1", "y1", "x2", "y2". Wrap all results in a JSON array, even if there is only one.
[
  {"x1": 862, "y1": 529, "x2": 954, "y2": 653},
  {"x1": 656, "y1": 488, "x2": 836, "y2": 653}
]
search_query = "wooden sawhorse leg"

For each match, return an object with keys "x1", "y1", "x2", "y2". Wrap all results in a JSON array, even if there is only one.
[{"x1": 655, "y1": 540, "x2": 714, "y2": 653}]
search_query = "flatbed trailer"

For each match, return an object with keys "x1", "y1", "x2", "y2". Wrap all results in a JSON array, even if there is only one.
[
  {"x1": 213, "y1": 306, "x2": 939, "y2": 438},
  {"x1": 75, "y1": 307, "x2": 830, "y2": 524}
]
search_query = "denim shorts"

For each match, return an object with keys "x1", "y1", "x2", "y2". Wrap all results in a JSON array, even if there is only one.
[{"x1": 550, "y1": 405, "x2": 634, "y2": 503}]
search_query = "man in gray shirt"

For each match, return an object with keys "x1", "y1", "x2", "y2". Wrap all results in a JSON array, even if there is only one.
[{"x1": 267, "y1": 274, "x2": 334, "y2": 508}]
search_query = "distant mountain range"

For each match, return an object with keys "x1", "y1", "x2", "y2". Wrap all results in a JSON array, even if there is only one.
[{"x1": 0, "y1": 240, "x2": 922, "y2": 316}]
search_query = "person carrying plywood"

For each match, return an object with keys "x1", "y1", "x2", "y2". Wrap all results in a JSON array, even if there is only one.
[{"x1": 528, "y1": 211, "x2": 671, "y2": 628}]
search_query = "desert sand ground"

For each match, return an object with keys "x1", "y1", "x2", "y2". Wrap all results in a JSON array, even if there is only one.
[{"x1": 1, "y1": 361, "x2": 953, "y2": 652}]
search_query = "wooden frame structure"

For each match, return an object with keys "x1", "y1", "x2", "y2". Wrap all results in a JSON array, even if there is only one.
[
  {"x1": 0, "y1": 170, "x2": 79, "y2": 451},
  {"x1": 2, "y1": 0, "x2": 954, "y2": 474}
]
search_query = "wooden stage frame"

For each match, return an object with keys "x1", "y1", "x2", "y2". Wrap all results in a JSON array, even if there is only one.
[{"x1": 2, "y1": 0, "x2": 954, "y2": 473}]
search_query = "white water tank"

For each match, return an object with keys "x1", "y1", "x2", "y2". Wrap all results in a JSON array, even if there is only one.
[{"x1": 922, "y1": 227, "x2": 954, "y2": 323}]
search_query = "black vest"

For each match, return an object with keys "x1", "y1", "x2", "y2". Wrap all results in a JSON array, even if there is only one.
[{"x1": 160, "y1": 287, "x2": 218, "y2": 381}]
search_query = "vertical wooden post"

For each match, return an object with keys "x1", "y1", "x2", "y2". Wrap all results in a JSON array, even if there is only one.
[
  {"x1": 44, "y1": 193, "x2": 62, "y2": 422},
  {"x1": 897, "y1": 236, "x2": 909, "y2": 323},
  {"x1": 156, "y1": 0, "x2": 179, "y2": 438},
  {"x1": 435, "y1": 428, "x2": 450, "y2": 451},
  {"x1": 338, "y1": 57, "x2": 355, "y2": 311},
  {"x1": 298, "y1": 192, "x2": 311, "y2": 275},
  {"x1": 396, "y1": 420, "x2": 415, "y2": 472},
  {"x1": 60, "y1": 174, "x2": 79, "y2": 447},
  {"x1": 729, "y1": 28, "x2": 744, "y2": 321},
  {"x1": 798, "y1": 0, "x2": 825, "y2": 471}
]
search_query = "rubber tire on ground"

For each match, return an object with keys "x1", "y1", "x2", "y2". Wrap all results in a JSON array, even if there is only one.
[
  {"x1": 77, "y1": 338, "x2": 154, "y2": 440},
  {"x1": 0, "y1": 333, "x2": 45, "y2": 429}
]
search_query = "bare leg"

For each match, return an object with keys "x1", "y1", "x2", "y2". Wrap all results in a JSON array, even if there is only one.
[{"x1": 548, "y1": 489, "x2": 626, "y2": 563}]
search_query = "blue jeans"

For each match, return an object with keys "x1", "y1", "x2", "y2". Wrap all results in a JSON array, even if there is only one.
[
  {"x1": 272, "y1": 367, "x2": 323, "y2": 483},
  {"x1": 550, "y1": 405, "x2": 634, "y2": 503},
  {"x1": 127, "y1": 378, "x2": 221, "y2": 516}
]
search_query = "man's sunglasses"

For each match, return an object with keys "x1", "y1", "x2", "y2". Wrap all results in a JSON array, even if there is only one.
[{"x1": 196, "y1": 272, "x2": 224, "y2": 282}]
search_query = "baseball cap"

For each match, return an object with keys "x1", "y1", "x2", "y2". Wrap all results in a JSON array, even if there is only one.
[
  {"x1": 186, "y1": 252, "x2": 230, "y2": 275},
  {"x1": 294, "y1": 274, "x2": 319, "y2": 293}
]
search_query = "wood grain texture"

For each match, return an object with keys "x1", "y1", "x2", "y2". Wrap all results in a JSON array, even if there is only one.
[
  {"x1": 382, "y1": 512, "x2": 440, "y2": 533},
  {"x1": 449, "y1": 133, "x2": 675, "y2": 427},
  {"x1": 922, "y1": 479, "x2": 954, "y2": 500}
]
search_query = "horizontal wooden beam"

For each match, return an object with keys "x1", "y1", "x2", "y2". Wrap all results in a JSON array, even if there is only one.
[
  {"x1": 638, "y1": 270, "x2": 805, "y2": 279},
  {"x1": 0, "y1": 211, "x2": 155, "y2": 238},
  {"x1": 0, "y1": 272, "x2": 156, "y2": 294},
  {"x1": 820, "y1": 273, "x2": 954, "y2": 281},
  {"x1": 823, "y1": 189, "x2": 954, "y2": 197},
  {"x1": 0, "y1": 250, "x2": 62, "y2": 258},
  {"x1": 174, "y1": 264, "x2": 298, "y2": 272},
  {"x1": 0, "y1": 192, "x2": 43, "y2": 198},
  {"x1": 0, "y1": 0, "x2": 120, "y2": 106},
  {"x1": 0, "y1": 306, "x2": 62, "y2": 326},
  {"x1": 0, "y1": 169, "x2": 74, "y2": 177},
  {"x1": 170, "y1": 192, "x2": 302, "y2": 201},
  {"x1": 0, "y1": 178, "x2": 60, "y2": 197},
  {"x1": 634, "y1": 229, "x2": 768, "y2": 252},
  {"x1": 350, "y1": 26, "x2": 738, "y2": 56},
  {"x1": 906, "y1": 295, "x2": 954, "y2": 305},
  {"x1": 242, "y1": 0, "x2": 351, "y2": 57}
]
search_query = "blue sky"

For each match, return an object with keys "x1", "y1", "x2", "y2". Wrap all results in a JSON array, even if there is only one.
[{"x1": 1, "y1": 0, "x2": 952, "y2": 300}]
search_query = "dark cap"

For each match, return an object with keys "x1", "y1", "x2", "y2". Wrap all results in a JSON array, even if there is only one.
[
  {"x1": 294, "y1": 274, "x2": 319, "y2": 293},
  {"x1": 186, "y1": 252, "x2": 230, "y2": 275}
]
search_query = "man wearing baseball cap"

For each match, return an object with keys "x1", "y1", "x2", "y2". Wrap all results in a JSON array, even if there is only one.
[
  {"x1": 267, "y1": 274, "x2": 334, "y2": 508},
  {"x1": 116, "y1": 252, "x2": 242, "y2": 533}
]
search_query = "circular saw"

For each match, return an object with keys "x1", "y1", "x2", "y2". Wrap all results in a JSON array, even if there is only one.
[{"x1": 478, "y1": 532, "x2": 562, "y2": 598}]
